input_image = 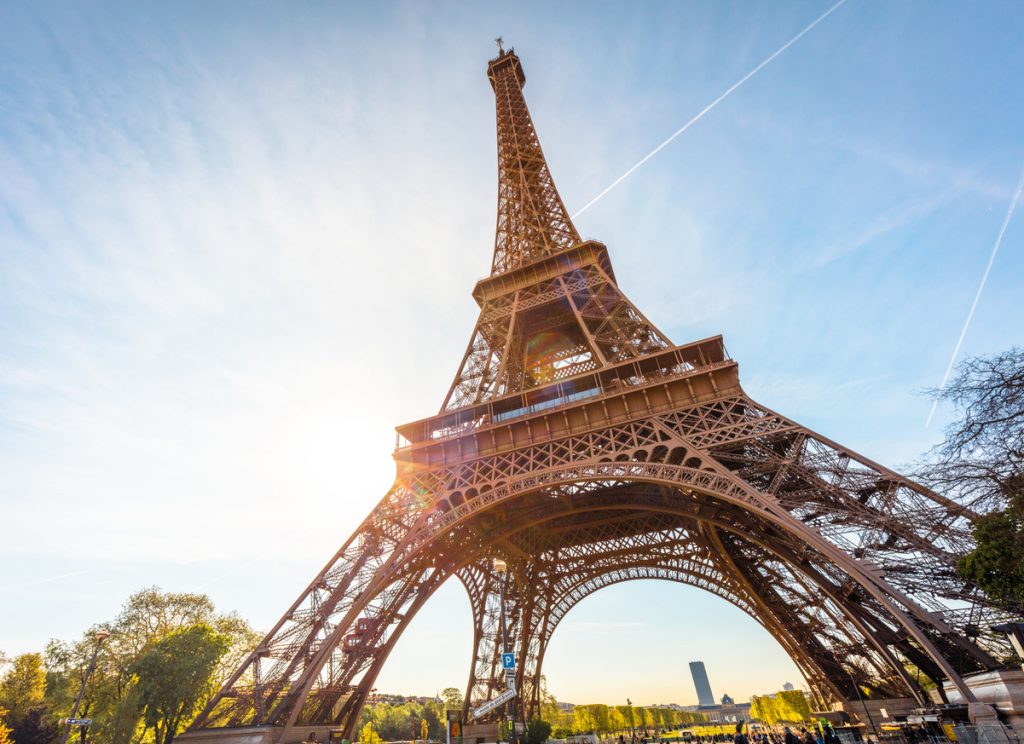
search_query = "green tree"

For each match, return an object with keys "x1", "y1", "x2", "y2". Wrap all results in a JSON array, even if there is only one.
[
  {"x1": 957, "y1": 475, "x2": 1024, "y2": 609},
  {"x1": 45, "y1": 587, "x2": 259, "y2": 744},
  {"x1": 572, "y1": 705, "x2": 610, "y2": 734},
  {"x1": 441, "y1": 688, "x2": 463, "y2": 712},
  {"x1": 538, "y1": 677, "x2": 561, "y2": 728},
  {"x1": 750, "y1": 696, "x2": 778, "y2": 725},
  {"x1": 0, "y1": 707, "x2": 14, "y2": 744},
  {"x1": 775, "y1": 691, "x2": 811, "y2": 723},
  {"x1": 630, "y1": 708, "x2": 647, "y2": 732},
  {"x1": 0, "y1": 653, "x2": 56, "y2": 744},
  {"x1": 572, "y1": 706, "x2": 594, "y2": 734},
  {"x1": 0, "y1": 654, "x2": 46, "y2": 717},
  {"x1": 8, "y1": 706, "x2": 58, "y2": 744},
  {"x1": 614, "y1": 706, "x2": 633, "y2": 733},
  {"x1": 130, "y1": 625, "x2": 230, "y2": 744},
  {"x1": 421, "y1": 702, "x2": 444, "y2": 741},
  {"x1": 525, "y1": 719, "x2": 552, "y2": 744},
  {"x1": 372, "y1": 702, "x2": 410, "y2": 741},
  {"x1": 915, "y1": 349, "x2": 1024, "y2": 610},
  {"x1": 359, "y1": 722, "x2": 383, "y2": 744},
  {"x1": 608, "y1": 707, "x2": 625, "y2": 733}
]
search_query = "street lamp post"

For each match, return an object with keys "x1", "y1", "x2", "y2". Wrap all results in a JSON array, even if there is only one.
[
  {"x1": 843, "y1": 669, "x2": 878, "y2": 741},
  {"x1": 369, "y1": 688, "x2": 378, "y2": 744},
  {"x1": 493, "y1": 558, "x2": 516, "y2": 744},
  {"x1": 59, "y1": 629, "x2": 110, "y2": 744}
]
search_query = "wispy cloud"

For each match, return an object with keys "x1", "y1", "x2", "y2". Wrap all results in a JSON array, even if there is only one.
[
  {"x1": 926, "y1": 165, "x2": 1024, "y2": 426},
  {"x1": 34, "y1": 570, "x2": 94, "y2": 586},
  {"x1": 560, "y1": 620, "x2": 646, "y2": 636},
  {"x1": 571, "y1": 0, "x2": 849, "y2": 219},
  {"x1": 812, "y1": 189, "x2": 960, "y2": 267},
  {"x1": 0, "y1": 569, "x2": 94, "y2": 592}
]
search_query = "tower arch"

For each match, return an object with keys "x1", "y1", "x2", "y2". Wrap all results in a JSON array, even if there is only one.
[
  {"x1": 182, "y1": 48, "x2": 1010, "y2": 744},
  {"x1": 446, "y1": 476, "x2": 944, "y2": 722}
]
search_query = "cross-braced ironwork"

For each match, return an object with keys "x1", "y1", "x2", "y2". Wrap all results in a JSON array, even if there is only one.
[{"x1": 187, "y1": 48, "x2": 1013, "y2": 744}]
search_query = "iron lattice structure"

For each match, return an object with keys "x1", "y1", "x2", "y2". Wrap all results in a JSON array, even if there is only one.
[{"x1": 190, "y1": 50, "x2": 1011, "y2": 741}]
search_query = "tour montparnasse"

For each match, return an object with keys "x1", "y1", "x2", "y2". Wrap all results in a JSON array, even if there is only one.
[{"x1": 182, "y1": 48, "x2": 1013, "y2": 744}]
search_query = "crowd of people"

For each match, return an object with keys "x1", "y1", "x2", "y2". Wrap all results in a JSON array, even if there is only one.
[
  {"x1": 736, "y1": 723, "x2": 848, "y2": 744},
  {"x1": 612, "y1": 722, "x2": 868, "y2": 744}
]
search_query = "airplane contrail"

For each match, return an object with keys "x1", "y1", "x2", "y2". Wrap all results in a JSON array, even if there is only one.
[
  {"x1": 571, "y1": 0, "x2": 848, "y2": 219},
  {"x1": 926, "y1": 166, "x2": 1024, "y2": 428}
]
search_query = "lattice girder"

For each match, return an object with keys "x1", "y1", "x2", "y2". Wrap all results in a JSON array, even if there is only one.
[
  {"x1": 192, "y1": 425, "x2": 999, "y2": 740},
  {"x1": 194, "y1": 393, "x2": 1006, "y2": 739},
  {"x1": 454, "y1": 484, "x2": 936, "y2": 721},
  {"x1": 488, "y1": 51, "x2": 579, "y2": 275},
  {"x1": 185, "y1": 48, "x2": 1011, "y2": 744}
]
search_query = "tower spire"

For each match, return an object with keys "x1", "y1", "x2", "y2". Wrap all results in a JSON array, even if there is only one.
[
  {"x1": 439, "y1": 49, "x2": 671, "y2": 411},
  {"x1": 487, "y1": 49, "x2": 581, "y2": 274}
]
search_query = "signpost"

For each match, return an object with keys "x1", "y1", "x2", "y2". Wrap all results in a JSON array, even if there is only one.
[
  {"x1": 59, "y1": 630, "x2": 108, "y2": 744},
  {"x1": 501, "y1": 653, "x2": 515, "y2": 671},
  {"x1": 446, "y1": 709, "x2": 462, "y2": 744},
  {"x1": 469, "y1": 688, "x2": 516, "y2": 720}
]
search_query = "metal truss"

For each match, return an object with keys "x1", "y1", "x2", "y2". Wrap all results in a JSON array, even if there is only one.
[{"x1": 187, "y1": 48, "x2": 1012, "y2": 744}]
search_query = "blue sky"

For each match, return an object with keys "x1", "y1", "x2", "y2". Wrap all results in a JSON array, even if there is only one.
[{"x1": 1, "y1": 0, "x2": 1022, "y2": 705}]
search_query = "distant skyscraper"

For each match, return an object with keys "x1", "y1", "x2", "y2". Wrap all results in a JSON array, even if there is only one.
[{"x1": 689, "y1": 661, "x2": 716, "y2": 707}]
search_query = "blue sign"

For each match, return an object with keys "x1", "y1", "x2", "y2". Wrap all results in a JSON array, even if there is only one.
[{"x1": 501, "y1": 652, "x2": 515, "y2": 670}]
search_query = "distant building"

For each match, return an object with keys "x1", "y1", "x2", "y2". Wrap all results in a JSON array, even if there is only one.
[
  {"x1": 689, "y1": 661, "x2": 716, "y2": 707},
  {"x1": 721, "y1": 694, "x2": 734, "y2": 705},
  {"x1": 691, "y1": 700, "x2": 751, "y2": 724},
  {"x1": 403, "y1": 695, "x2": 442, "y2": 704},
  {"x1": 783, "y1": 682, "x2": 795, "y2": 691}
]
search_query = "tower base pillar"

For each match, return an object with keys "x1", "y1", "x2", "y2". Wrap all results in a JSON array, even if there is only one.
[{"x1": 943, "y1": 669, "x2": 1024, "y2": 727}]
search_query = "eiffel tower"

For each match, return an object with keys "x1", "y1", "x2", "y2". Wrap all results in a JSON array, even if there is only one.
[{"x1": 185, "y1": 48, "x2": 1011, "y2": 744}]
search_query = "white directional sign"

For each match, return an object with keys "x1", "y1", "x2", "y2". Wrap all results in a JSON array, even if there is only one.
[
  {"x1": 63, "y1": 719, "x2": 92, "y2": 726},
  {"x1": 469, "y1": 688, "x2": 515, "y2": 720}
]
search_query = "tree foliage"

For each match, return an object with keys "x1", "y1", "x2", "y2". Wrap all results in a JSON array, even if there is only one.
[
  {"x1": 749, "y1": 695, "x2": 776, "y2": 725},
  {"x1": 0, "y1": 707, "x2": 13, "y2": 744},
  {"x1": 356, "y1": 700, "x2": 445, "y2": 742},
  {"x1": 917, "y1": 348, "x2": 1024, "y2": 512},
  {"x1": 537, "y1": 677, "x2": 560, "y2": 726},
  {"x1": 0, "y1": 654, "x2": 46, "y2": 718},
  {"x1": 915, "y1": 349, "x2": 1024, "y2": 610},
  {"x1": 550, "y1": 703, "x2": 701, "y2": 735},
  {"x1": 0, "y1": 654, "x2": 56, "y2": 744},
  {"x1": 441, "y1": 688, "x2": 463, "y2": 712},
  {"x1": 956, "y1": 475, "x2": 1024, "y2": 609},
  {"x1": 775, "y1": 690, "x2": 811, "y2": 722},
  {"x1": 16, "y1": 587, "x2": 257, "y2": 744},
  {"x1": 750, "y1": 691, "x2": 811, "y2": 724},
  {"x1": 359, "y1": 722, "x2": 383, "y2": 744},
  {"x1": 525, "y1": 719, "x2": 552, "y2": 744},
  {"x1": 11, "y1": 706, "x2": 59, "y2": 744},
  {"x1": 131, "y1": 625, "x2": 231, "y2": 744}
]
